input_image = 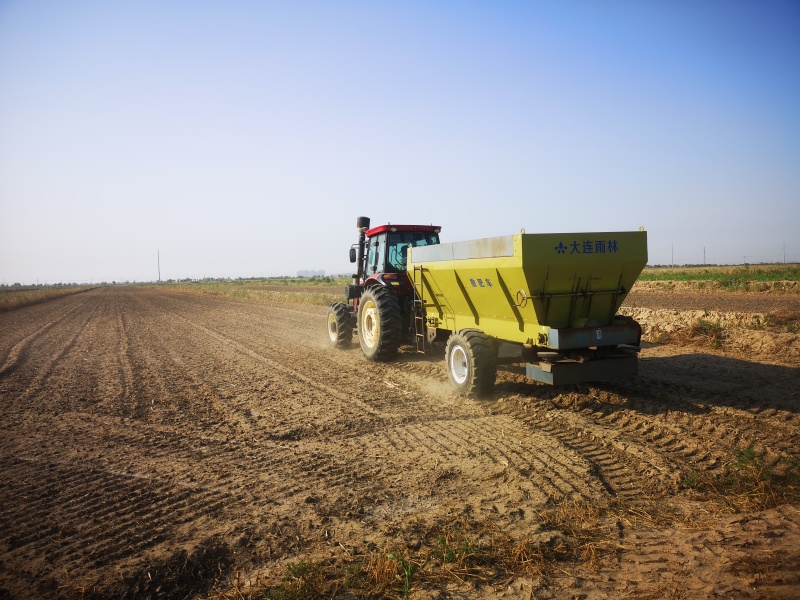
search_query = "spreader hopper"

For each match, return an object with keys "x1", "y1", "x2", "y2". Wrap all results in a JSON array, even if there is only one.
[{"x1": 409, "y1": 230, "x2": 648, "y2": 385}]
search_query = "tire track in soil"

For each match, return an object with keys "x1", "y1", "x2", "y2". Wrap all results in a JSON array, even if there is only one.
[
  {"x1": 9, "y1": 288, "x2": 144, "y2": 421},
  {"x1": 585, "y1": 397, "x2": 735, "y2": 475},
  {"x1": 147, "y1": 291, "x2": 474, "y2": 431},
  {"x1": 603, "y1": 355, "x2": 800, "y2": 471},
  {"x1": 0, "y1": 298, "x2": 106, "y2": 423},
  {"x1": 0, "y1": 455, "x2": 234, "y2": 595},
  {"x1": 605, "y1": 505, "x2": 800, "y2": 599},
  {"x1": 495, "y1": 400, "x2": 671, "y2": 498},
  {"x1": 159, "y1": 292, "x2": 680, "y2": 512},
  {"x1": 1, "y1": 404, "x2": 377, "y2": 520},
  {"x1": 116, "y1": 289, "x2": 220, "y2": 424},
  {"x1": 0, "y1": 418, "x2": 332, "y2": 596},
  {"x1": 171, "y1": 310, "x2": 384, "y2": 418},
  {"x1": 102, "y1": 289, "x2": 298, "y2": 431},
  {"x1": 489, "y1": 344, "x2": 799, "y2": 502},
  {"x1": 145, "y1": 291, "x2": 445, "y2": 419},
  {"x1": 376, "y1": 414, "x2": 607, "y2": 503}
]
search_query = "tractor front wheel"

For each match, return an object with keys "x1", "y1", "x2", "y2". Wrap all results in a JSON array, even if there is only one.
[
  {"x1": 445, "y1": 329, "x2": 497, "y2": 397},
  {"x1": 326, "y1": 302, "x2": 354, "y2": 348},
  {"x1": 358, "y1": 286, "x2": 401, "y2": 361}
]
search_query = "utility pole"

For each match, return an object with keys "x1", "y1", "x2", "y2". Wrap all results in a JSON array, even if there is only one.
[
  {"x1": 671, "y1": 244, "x2": 674, "y2": 267},
  {"x1": 703, "y1": 247, "x2": 706, "y2": 265},
  {"x1": 158, "y1": 250, "x2": 161, "y2": 283}
]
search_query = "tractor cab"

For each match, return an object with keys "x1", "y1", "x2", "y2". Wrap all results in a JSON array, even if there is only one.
[{"x1": 362, "y1": 224, "x2": 441, "y2": 277}]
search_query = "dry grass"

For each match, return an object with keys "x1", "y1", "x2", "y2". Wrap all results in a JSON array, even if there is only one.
[
  {"x1": 0, "y1": 286, "x2": 91, "y2": 311},
  {"x1": 210, "y1": 498, "x2": 639, "y2": 599},
  {"x1": 206, "y1": 454, "x2": 800, "y2": 599},
  {"x1": 640, "y1": 264, "x2": 800, "y2": 291},
  {"x1": 365, "y1": 550, "x2": 406, "y2": 596},
  {"x1": 166, "y1": 282, "x2": 341, "y2": 306}
]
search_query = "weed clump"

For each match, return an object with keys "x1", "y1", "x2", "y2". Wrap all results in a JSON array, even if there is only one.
[
  {"x1": 243, "y1": 500, "x2": 633, "y2": 599},
  {"x1": 261, "y1": 560, "x2": 325, "y2": 600},
  {"x1": 660, "y1": 317, "x2": 728, "y2": 349},
  {"x1": 680, "y1": 447, "x2": 800, "y2": 511},
  {"x1": 692, "y1": 317, "x2": 726, "y2": 348}
]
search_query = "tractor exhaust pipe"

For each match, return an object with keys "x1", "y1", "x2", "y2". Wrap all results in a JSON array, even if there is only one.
[{"x1": 354, "y1": 216, "x2": 370, "y2": 283}]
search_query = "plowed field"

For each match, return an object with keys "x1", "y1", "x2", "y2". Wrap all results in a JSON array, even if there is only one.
[{"x1": 1, "y1": 286, "x2": 798, "y2": 599}]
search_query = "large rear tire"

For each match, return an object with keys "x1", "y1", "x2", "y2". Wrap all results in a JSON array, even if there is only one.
[
  {"x1": 445, "y1": 329, "x2": 497, "y2": 397},
  {"x1": 326, "y1": 302, "x2": 354, "y2": 348},
  {"x1": 358, "y1": 286, "x2": 401, "y2": 361}
]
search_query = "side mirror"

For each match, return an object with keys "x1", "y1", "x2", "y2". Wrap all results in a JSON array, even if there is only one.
[{"x1": 349, "y1": 248, "x2": 357, "y2": 263}]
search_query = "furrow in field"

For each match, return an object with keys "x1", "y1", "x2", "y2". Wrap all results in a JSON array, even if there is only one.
[
  {"x1": 598, "y1": 365, "x2": 799, "y2": 470},
  {"x1": 177, "y1": 314, "x2": 382, "y2": 414},
  {"x1": 99, "y1": 289, "x2": 268, "y2": 428},
  {"x1": 0, "y1": 314, "x2": 63, "y2": 376},
  {"x1": 0, "y1": 456, "x2": 235, "y2": 582},
  {"x1": 1, "y1": 403, "x2": 386, "y2": 526},
  {"x1": 2, "y1": 286, "x2": 794, "y2": 599},
  {"x1": 112, "y1": 289, "x2": 136, "y2": 407},
  {"x1": 0, "y1": 293, "x2": 92, "y2": 372},
  {"x1": 144, "y1": 291, "x2": 442, "y2": 414},
  {"x1": 6, "y1": 289, "x2": 141, "y2": 422},
  {"x1": 0, "y1": 295, "x2": 100, "y2": 406}
]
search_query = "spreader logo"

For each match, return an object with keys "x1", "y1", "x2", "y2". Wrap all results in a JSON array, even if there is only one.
[{"x1": 555, "y1": 240, "x2": 619, "y2": 255}]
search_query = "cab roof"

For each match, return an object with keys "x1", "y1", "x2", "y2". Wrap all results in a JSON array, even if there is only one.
[{"x1": 365, "y1": 224, "x2": 441, "y2": 237}]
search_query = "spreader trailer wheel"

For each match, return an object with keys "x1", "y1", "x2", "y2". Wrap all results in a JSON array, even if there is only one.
[{"x1": 445, "y1": 329, "x2": 497, "y2": 397}]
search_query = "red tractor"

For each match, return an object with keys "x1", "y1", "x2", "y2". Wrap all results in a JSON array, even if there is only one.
[{"x1": 326, "y1": 216, "x2": 441, "y2": 360}]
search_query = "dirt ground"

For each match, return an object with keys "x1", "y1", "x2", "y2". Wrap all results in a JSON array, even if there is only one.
[{"x1": 0, "y1": 286, "x2": 798, "y2": 599}]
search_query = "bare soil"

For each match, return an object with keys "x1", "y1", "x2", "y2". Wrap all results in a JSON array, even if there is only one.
[
  {"x1": 626, "y1": 282, "x2": 800, "y2": 314},
  {"x1": 0, "y1": 286, "x2": 798, "y2": 599}
]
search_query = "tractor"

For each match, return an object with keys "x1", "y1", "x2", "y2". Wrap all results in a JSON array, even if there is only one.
[{"x1": 326, "y1": 216, "x2": 440, "y2": 360}]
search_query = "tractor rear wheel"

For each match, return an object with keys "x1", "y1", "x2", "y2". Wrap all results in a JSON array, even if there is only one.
[
  {"x1": 358, "y1": 286, "x2": 401, "y2": 361},
  {"x1": 445, "y1": 329, "x2": 497, "y2": 397},
  {"x1": 326, "y1": 302, "x2": 354, "y2": 348}
]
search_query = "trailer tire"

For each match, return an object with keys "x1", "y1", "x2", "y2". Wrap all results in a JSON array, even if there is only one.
[
  {"x1": 445, "y1": 329, "x2": 497, "y2": 397},
  {"x1": 326, "y1": 302, "x2": 354, "y2": 348},
  {"x1": 358, "y1": 286, "x2": 401, "y2": 361}
]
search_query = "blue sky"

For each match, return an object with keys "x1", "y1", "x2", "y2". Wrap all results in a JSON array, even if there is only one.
[{"x1": 1, "y1": 0, "x2": 798, "y2": 283}]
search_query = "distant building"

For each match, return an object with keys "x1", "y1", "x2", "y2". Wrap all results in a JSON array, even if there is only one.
[{"x1": 297, "y1": 270, "x2": 325, "y2": 278}]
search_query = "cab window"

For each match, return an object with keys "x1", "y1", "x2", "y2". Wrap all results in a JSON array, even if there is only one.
[
  {"x1": 366, "y1": 233, "x2": 387, "y2": 276},
  {"x1": 386, "y1": 231, "x2": 440, "y2": 272}
]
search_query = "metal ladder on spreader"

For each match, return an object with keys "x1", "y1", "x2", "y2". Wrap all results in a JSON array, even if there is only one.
[{"x1": 412, "y1": 264, "x2": 427, "y2": 354}]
